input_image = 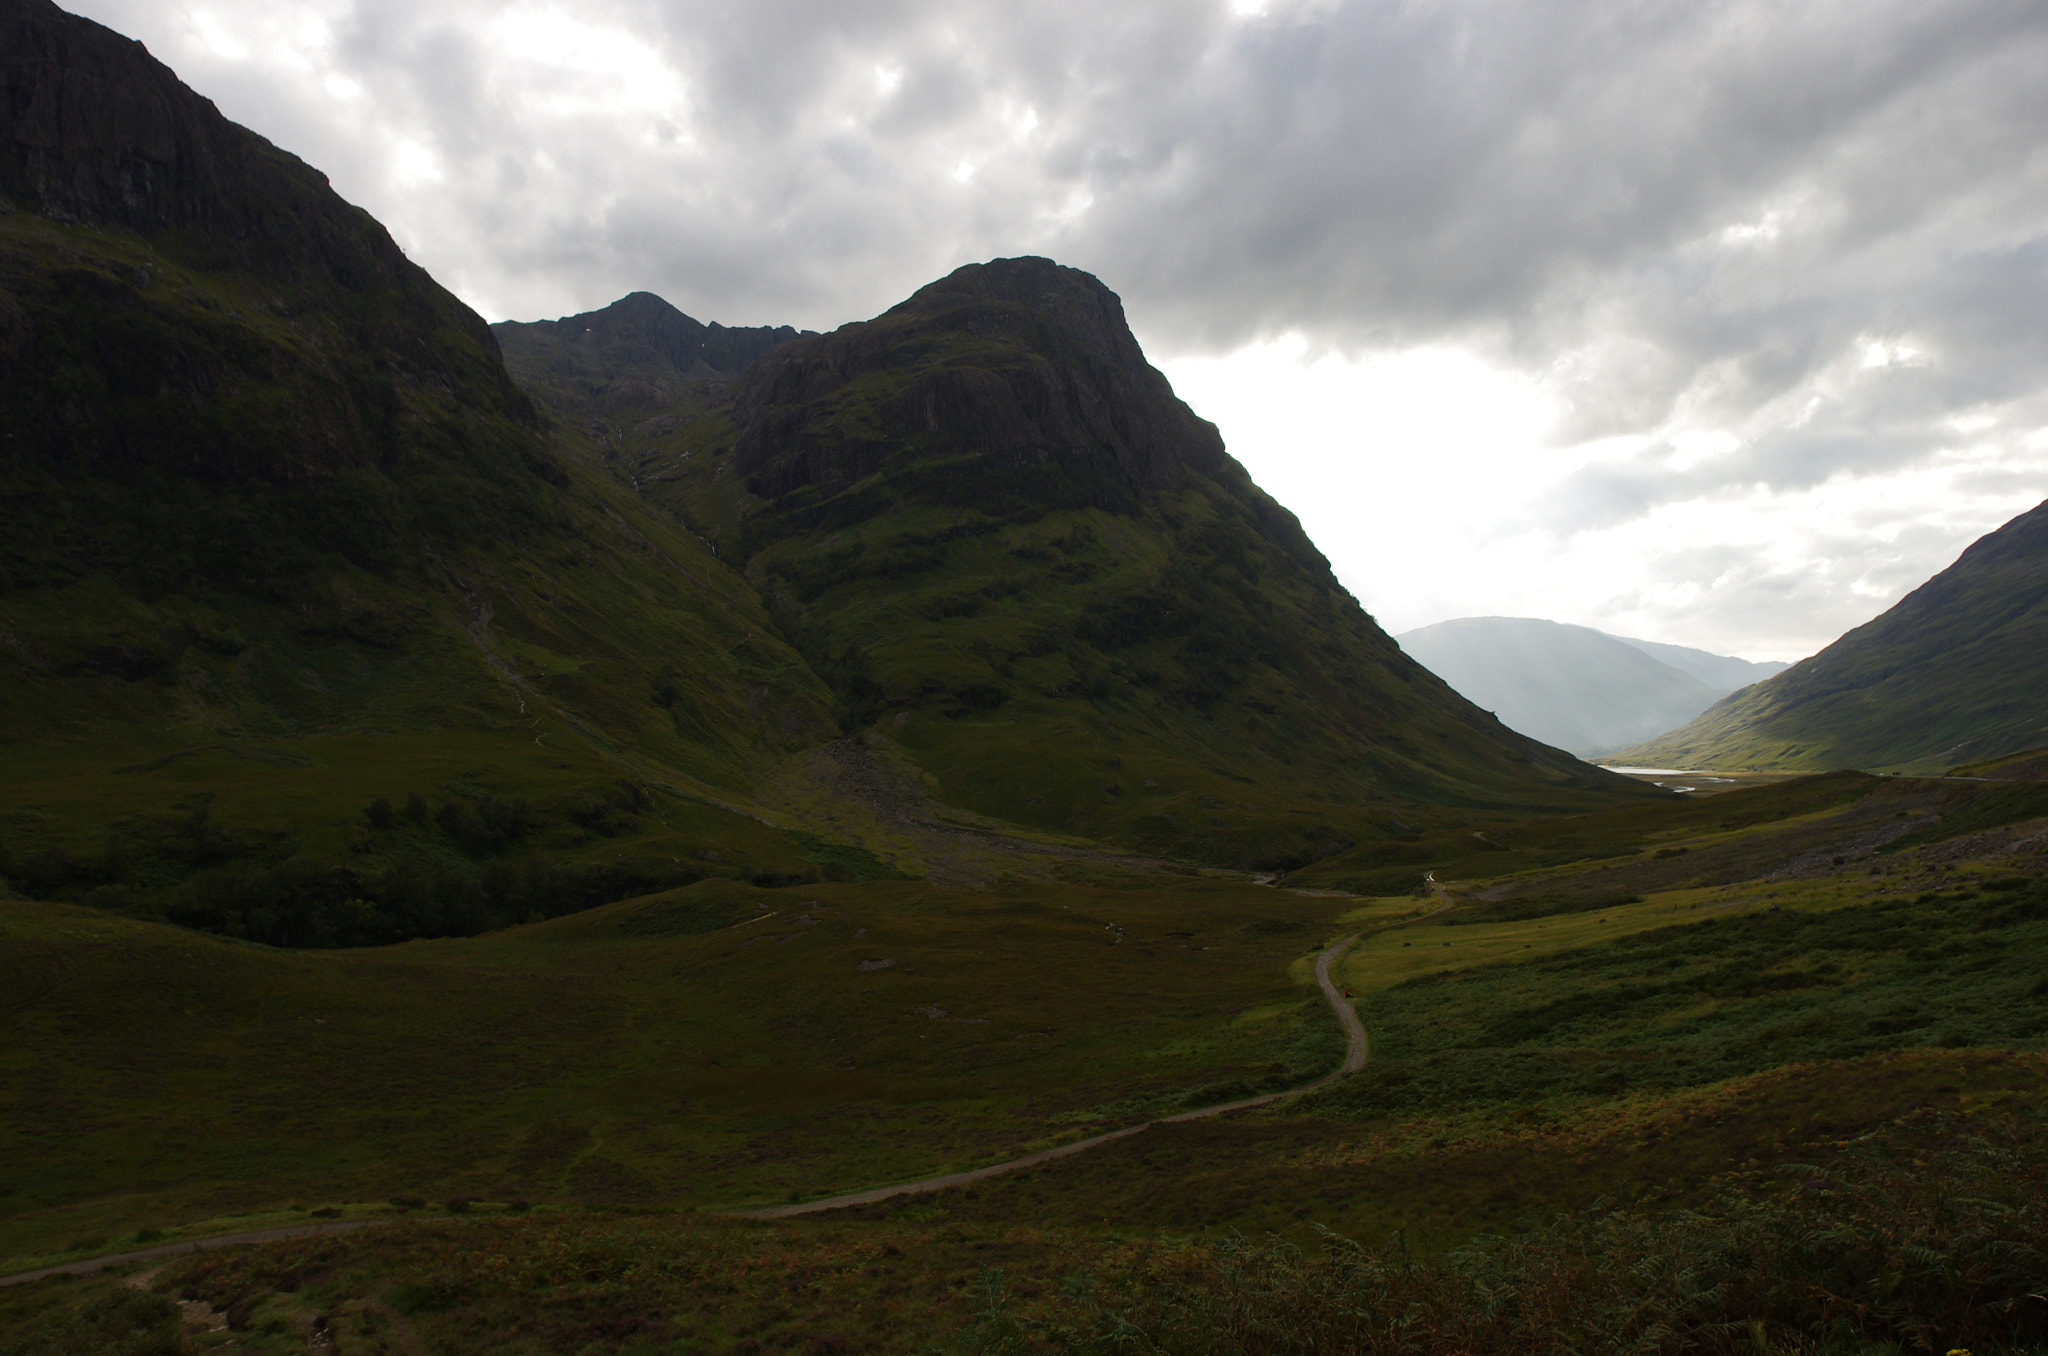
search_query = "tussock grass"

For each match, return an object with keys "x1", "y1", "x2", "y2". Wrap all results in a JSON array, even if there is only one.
[
  {"x1": 7, "y1": 1112, "x2": 2040, "y2": 1355},
  {"x1": 0, "y1": 876, "x2": 1357, "y2": 1274},
  {"x1": 960, "y1": 1114, "x2": 2048, "y2": 1355}
]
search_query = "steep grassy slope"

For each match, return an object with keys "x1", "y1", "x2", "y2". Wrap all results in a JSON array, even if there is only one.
[
  {"x1": 516, "y1": 259, "x2": 1655, "y2": 871},
  {"x1": 1616, "y1": 497, "x2": 2048, "y2": 773},
  {"x1": 1396, "y1": 616, "x2": 1726, "y2": 755},
  {"x1": 0, "y1": 0, "x2": 855, "y2": 937}
]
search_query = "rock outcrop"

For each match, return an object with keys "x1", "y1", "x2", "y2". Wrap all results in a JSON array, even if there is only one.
[
  {"x1": 493, "y1": 291, "x2": 803, "y2": 418},
  {"x1": 0, "y1": 0, "x2": 536, "y2": 480},
  {"x1": 731, "y1": 257, "x2": 1232, "y2": 508}
]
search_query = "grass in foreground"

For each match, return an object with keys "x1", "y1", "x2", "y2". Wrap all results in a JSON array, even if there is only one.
[
  {"x1": 3, "y1": 1112, "x2": 2041, "y2": 1355},
  {"x1": 0, "y1": 875, "x2": 1358, "y2": 1274},
  {"x1": 959, "y1": 1112, "x2": 2048, "y2": 1355},
  {"x1": 5, "y1": 773, "x2": 2046, "y2": 1351}
]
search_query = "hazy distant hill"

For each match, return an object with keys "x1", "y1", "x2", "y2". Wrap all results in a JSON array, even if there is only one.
[
  {"x1": 1616, "y1": 498, "x2": 2048, "y2": 773},
  {"x1": 1395, "y1": 617, "x2": 1780, "y2": 757},
  {"x1": 1610, "y1": 636, "x2": 1788, "y2": 692}
]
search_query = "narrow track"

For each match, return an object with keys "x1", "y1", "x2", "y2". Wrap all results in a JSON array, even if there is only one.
[
  {"x1": 737, "y1": 891, "x2": 1455, "y2": 1221},
  {"x1": 0, "y1": 885, "x2": 1459, "y2": 1272},
  {"x1": 0, "y1": 1222, "x2": 373, "y2": 1289}
]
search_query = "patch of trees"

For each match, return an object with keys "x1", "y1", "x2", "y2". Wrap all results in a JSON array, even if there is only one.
[
  {"x1": 0, "y1": 779, "x2": 859, "y2": 948},
  {"x1": 166, "y1": 852, "x2": 702, "y2": 948}
]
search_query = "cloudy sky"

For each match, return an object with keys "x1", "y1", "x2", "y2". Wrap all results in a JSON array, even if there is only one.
[{"x1": 70, "y1": 0, "x2": 2048, "y2": 660}]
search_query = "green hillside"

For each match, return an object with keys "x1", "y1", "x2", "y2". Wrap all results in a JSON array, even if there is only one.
[
  {"x1": 0, "y1": 0, "x2": 855, "y2": 941},
  {"x1": 6, "y1": 4, "x2": 2048, "y2": 1352},
  {"x1": 1615, "y1": 497, "x2": 2048, "y2": 773},
  {"x1": 0, "y1": 0, "x2": 1654, "y2": 953},
  {"x1": 501, "y1": 260, "x2": 1654, "y2": 873},
  {"x1": 6, "y1": 770, "x2": 2047, "y2": 1352}
]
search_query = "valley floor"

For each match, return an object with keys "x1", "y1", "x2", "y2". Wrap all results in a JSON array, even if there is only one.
[{"x1": 3, "y1": 768, "x2": 2046, "y2": 1353}]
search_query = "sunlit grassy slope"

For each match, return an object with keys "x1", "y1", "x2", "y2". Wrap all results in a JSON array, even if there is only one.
[{"x1": 1616, "y1": 496, "x2": 2048, "y2": 774}]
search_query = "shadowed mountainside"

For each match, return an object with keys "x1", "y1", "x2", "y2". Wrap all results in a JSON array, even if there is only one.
[
  {"x1": 2, "y1": 0, "x2": 1649, "y2": 944},
  {"x1": 527, "y1": 258, "x2": 1657, "y2": 870},
  {"x1": 6, "y1": 13, "x2": 2047, "y2": 1335},
  {"x1": 0, "y1": 0, "x2": 849, "y2": 943},
  {"x1": 1616, "y1": 497, "x2": 2048, "y2": 773},
  {"x1": 491, "y1": 292, "x2": 805, "y2": 442},
  {"x1": 0, "y1": 0, "x2": 537, "y2": 483}
]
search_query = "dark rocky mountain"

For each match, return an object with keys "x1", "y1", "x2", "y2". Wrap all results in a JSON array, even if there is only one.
[
  {"x1": 0, "y1": 0, "x2": 840, "y2": 944},
  {"x1": 491, "y1": 292, "x2": 804, "y2": 427},
  {"x1": 564, "y1": 258, "x2": 1656, "y2": 867},
  {"x1": 728, "y1": 258, "x2": 1224, "y2": 507},
  {"x1": 1617, "y1": 497, "x2": 2048, "y2": 772},
  {"x1": 1, "y1": 0, "x2": 1649, "y2": 949},
  {"x1": 0, "y1": 0, "x2": 537, "y2": 483},
  {"x1": 1396, "y1": 617, "x2": 1728, "y2": 757}
]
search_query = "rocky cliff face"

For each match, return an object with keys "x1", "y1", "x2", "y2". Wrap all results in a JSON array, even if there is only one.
[
  {"x1": 613, "y1": 257, "x2": 1648, "y2": 867},
  {"x1": 493, "y1": 291, "x2": 803, "y2": 420},
  {"x1": 731, "y1": 257, "x2": 1229, "y2": 510},
  {"x1": 0, "y1": 0, "x2": 535, "y2": 482}
]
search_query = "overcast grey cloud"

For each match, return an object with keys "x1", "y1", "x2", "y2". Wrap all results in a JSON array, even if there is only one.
[{"x1": 62, "y1": 0, "x2": 2048, "y2": 658}]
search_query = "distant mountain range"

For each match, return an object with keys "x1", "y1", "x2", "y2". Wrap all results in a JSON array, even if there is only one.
[
  {"x1": 1615, "y1": 497, "x2": 2048, "y2": 773},
  {"x1": 1395, "y1": 618, "x2": 1788, "y2": 757}
]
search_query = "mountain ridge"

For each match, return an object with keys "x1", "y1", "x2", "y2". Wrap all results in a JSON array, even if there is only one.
[
  {"x1": 491, "y1": 291, "x2": 805, "y2": 430},
  {"x1": 1615, "y1": 497, "x2": 2048, "y2": 772},
  {"x1": 1608, "y1": 634, "x2": 1789, "y2": 691},
  {"x1": 532, "y1": 258, "x2": 1658, "y2": 867},
  {"x1": 1395, "y1": 615, "x2": 1767, "y2": 757},
  {"x1": 2, "y1": 0, "x2": 1650, "y2": 950}
]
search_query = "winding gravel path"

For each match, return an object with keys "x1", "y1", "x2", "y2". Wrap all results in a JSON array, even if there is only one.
[
  {"x1": 734, "y1": 899, "x2": 1446, "y2": 1221},
  {"x1": 0, "y1": 886, "x2": 1456, "y2": 1273},
  {"x1": 0, "y1": 1222, "x2": 373, "y2": 1289}
]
